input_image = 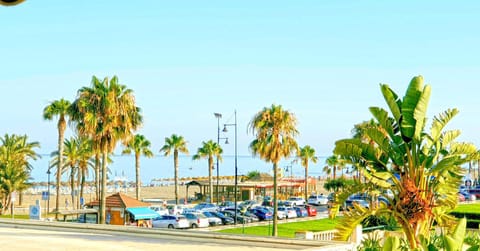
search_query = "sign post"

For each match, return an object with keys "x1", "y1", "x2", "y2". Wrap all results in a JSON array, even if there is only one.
[{"x1": 42, "y1": 191, "x2": 49, "y2": 218}]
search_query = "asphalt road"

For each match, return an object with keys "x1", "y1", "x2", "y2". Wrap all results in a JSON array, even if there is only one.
[{"x1": 0, "y1": 223, "x2": 332, "y2": 251}]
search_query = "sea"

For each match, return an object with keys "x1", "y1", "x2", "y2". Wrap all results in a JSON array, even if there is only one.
[{"x1": 30, "y1": 154, "x2": 330, "y2": 185}]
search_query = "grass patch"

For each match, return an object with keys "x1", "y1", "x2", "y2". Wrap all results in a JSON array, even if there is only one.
[
  {"x1": 0, "y1": 214, "x2": 30, "y2": 220},
  {"x1": 218, "y1": 217, "x2": 339, "y2": 238},
  {"x1": 453, "y1": 203, "x2": 480, "y2": 214}
]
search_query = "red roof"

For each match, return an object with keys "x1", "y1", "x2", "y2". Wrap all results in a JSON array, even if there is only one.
[{"x1": 87, "y1": 193, "x2": 151, "y2": 208}]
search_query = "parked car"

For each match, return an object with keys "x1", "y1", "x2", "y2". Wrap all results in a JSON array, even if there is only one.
[
  {"x1": 239, "y1": 200, "x2": 261, "y2": 210},
  {"x1": 294, "y1": 207, "x2": 308, "y2": 217},
  {"x1": 308, "y1": 195, "x2": 328, "y2": 206},
  {"x1": 460, "y1": 191, "x2": 476, "y2": 201},
  {"x1": 218, "y1": 201, "x2": 236, "y2": 211},
  {"x1": 345, "y1": 195, "x2": 369, "y2": 211},
  {"x1": 284, "y1": 197, "x2": 306, "y2": 207},
  {"x1": 149, "y1": 205, "x2": 169, "y2": 216},
  {"x1": 263, "y1": 206, "x2": 286, "y2": 219},
  {"x1": 209, "y1": 211, "x2": 235, "y2": 225},
  {"x1": 182, "y1": 212, "x2": 210, "y2": 228},
  {"x1": 305, "y1": 205, "x2": 317, "y2": 217},
  {"x1": 152, "y1": 215, "x2": 189, "y2": 229},
  {"x1": 201, "y1": 211, "x2": 223, "y2": 226},
  {"x1": 222, "y1": 210, "x2": 251, "y2": 224},
  {"x1": 249, "y1": 207, "x2": 273, "y2": 221},
  {"x1": 278, "y1": 206, "x2": 297, "y2": 219},
  {"x1": 167, "y1": 204, "x2": 187, "y2": 215},
  {"x1": 193, "y1": 203, "x2": 218, "y2": 212}
]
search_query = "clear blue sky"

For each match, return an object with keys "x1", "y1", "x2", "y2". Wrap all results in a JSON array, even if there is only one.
[{"x1": 1, "y1": 1, "x2": 479, "y2": 160}]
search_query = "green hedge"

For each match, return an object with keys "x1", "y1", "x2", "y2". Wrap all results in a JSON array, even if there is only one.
[{"x1": 450, "y1": 203, "x2": 480, "y2": 228}]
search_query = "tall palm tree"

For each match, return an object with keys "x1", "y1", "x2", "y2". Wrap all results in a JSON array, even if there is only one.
[
  {"x1": 70, "y1": 76, "x2": 142, "y2": 224},
  {"x1": 0, "y1": 134, "x2": 40, "y2": 214},
  {"x1": 249, "y1": 104, "x2": 298, "y2": 237},
  {"x1": 332, "y1": 76, "x2": 480, "y2": 249},
  {"x1": 322, "y1": 165, "x2": 332, "y2": 179},
  {"x1": 193, "y1": 140, "x2": 222, "y2": 203},
  {"x1": 296, "y1": 145, "x2": 318, "y2": 202},
  {"x1": 325, "y1": 155, "x2": 345, "y2": 180},
  {"x1": 75, "y1": 137, "x2": 94, "y2": 208},
  {"x1": 43, "y1": 98, "x2": 71, "y2": 217},
  {"x1": 160, "y1": 134, "x2": 189, "y2": 205},
  {"x1": 122, "y1": 134, "x2": 153, "y2": 200}
]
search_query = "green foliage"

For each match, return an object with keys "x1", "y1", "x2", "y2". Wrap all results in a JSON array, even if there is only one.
[
  {"x1": 218, "y1": 218, "x2": 338, "y2": 238},
  {"x1": 323, "y1": 177, "x2": 354, "y2": 192},
  {"x1": 359, "y1": 231, "x2": 382, "y2": 251},
  {"x1": 331, "y1": 76, "x2": 480, "y2": 249},
  {"x1": 245, "y1": 170, "x2": 261, "y2": 180},
  {"x1": 382, "y1": 236, "x2": 401, "y2": 251}
]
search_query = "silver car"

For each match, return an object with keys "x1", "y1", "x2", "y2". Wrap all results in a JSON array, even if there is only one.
[
  {"x1": 182, "y1": 212, "x2": 210, "y2": 228},
  {"x1": 152, "y1": 215, "x2": 189, "y2": 229}
]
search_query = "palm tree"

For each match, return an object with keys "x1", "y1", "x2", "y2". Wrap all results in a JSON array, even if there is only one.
[
  {"x1": 160, "y1": 134, "x2": 189, "y2": 205},
  {"x1": 249, "y1": 104, "x2": 298, "y2": 236},
  {"x1": 193, "y1": 140, "x2": 222, "y2": 203},
  {"x1": 43, "y1": 98, "x2": 71, "y2": 217},
  {"x1": 122, "y1": 134, "x2": 153, "y2": 200},
  {"x1": 70, "y1": 76, "x2": 142, "y2": 224},
  {"x1": 332, "y1": 76, "x2": 480, "y2": 249},
  {"x1": 76, "y1": 137, "x2": 94, "y2": 208},
  {"x1": 296, "y1": 145, "x2": 318, "y2": 202},
  {"x1": 325, "y1": 155, "x2": 344, "y2": 180},
  {"x1": 0, "y1": 134, "x2": 40, "y2": 214},
  {"x1": 322, "y1": 165, "x2": 332, "y2": 179}
]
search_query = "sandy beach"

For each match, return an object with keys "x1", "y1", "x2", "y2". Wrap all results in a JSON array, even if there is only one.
[{"x1": 12, "y1": 185, "x2": 198, "y2": 214}]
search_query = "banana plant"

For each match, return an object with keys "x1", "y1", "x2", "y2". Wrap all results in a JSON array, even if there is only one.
[{"x1": 331, "y1": 76, "x2": 480, "y2": 249}]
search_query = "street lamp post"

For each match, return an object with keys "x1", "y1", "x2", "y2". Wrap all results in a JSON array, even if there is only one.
[
  {"x1": 223, "y1": 110, "x2": 237, "y2": 224},
  {"x1": 47, "y1": 168, "x2": 51, "y2": 215},
  {"x1": 284, "y1": 164, "x2": 293, "y2": 196},
  {"x1": 214, "y1": 113, "x2": 223, "y2": 205}
]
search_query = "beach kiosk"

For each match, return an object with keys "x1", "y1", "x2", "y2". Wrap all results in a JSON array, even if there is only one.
[{"x1": 86, "y1": 192, "x2": 158, "y2": 227}]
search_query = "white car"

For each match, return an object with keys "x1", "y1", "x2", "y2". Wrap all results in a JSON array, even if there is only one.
[
  {"x1": 149, "y1": 205, "x2": 169, "y2": 216},
  {"x1": 182, "y1": 212, "x2": 210, "y2": 228},
  {"x1": 166, "y1": 204, "x2": 187, "y2": 215},
  {"x1": 284, "y1": 197, "x2": 305, "y2": 207},
  {"x1": 278, "y1": 207, "x2": 297, "y2": 219},
  {"x1": 308, "y1": 195, "x2": 328, "y2": 205},
  {"x1": 152, "y1": 215, "x2": 189, "y2": 229},
  {"x1": 201, "y1": 212, "x2": 223, "y2": 226}
]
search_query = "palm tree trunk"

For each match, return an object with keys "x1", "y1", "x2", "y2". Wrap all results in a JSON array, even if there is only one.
[
  {"x1": 56, "y1": 122, "x2": 65, "y2": 219},
  {"x1": 208, "y1": 157, "x2": 213, "y2": 203},
  {"x1": 100, "y1": 151, "x2": 108, "y2": 224},
  {"x1": 135, "y1": 153, "x2": 141, "y2": 200},
  {"x1": 80, "y1": 168, "x2": 85, "y2": 207},
  {"x1": 174, "y1": 150, "x2": 179, "y2": 205},
  {"x1": 76, "y1": 166, "x2": 82, "y2": 209},
  {"x1": 304, "y1": 163, "x2": 308, "y2": 202},
  {"x1": 272, "y1": 162, "x2": 278, "y2": 236},
  {"x1": 70, "y1": 166, "x2": 75, "y2": 210},
  {"x1": 95, "y1": 153, "x2": 100, "y2": 200},
  {"x1": 333, "y1": 165, "x2": 337, "y2": 180}
]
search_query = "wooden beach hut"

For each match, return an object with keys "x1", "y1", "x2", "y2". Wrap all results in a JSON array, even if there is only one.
[{"x1": 86, "y1": 192, "x2": 158, "y2": 227}]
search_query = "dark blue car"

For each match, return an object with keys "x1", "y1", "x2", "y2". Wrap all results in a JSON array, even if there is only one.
[{"x1": 250, "y1": 207, "x2": 273, "y2": 221}]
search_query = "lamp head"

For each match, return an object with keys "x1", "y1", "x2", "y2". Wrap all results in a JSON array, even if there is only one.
[
  {"x1": 222, "y1": 125, "x2": 228, "y2": 132},
  {"x1": 214, "y1": 113, "x2": 222, "y2": 118},
  {"x1": 225, "y1": 138, "x2": 229, "y2": 144}
]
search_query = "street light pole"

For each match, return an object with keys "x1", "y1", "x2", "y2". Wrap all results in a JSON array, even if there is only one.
[
  {"x1": 47, "y1": 168, "x2": 51, "y2": 215},
  {"x1": 214, "y1": 113, "x2": 222, "y2": 205},
  {"x1": 223, "y1": 110, "x2": 237, "y2": 224}
]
